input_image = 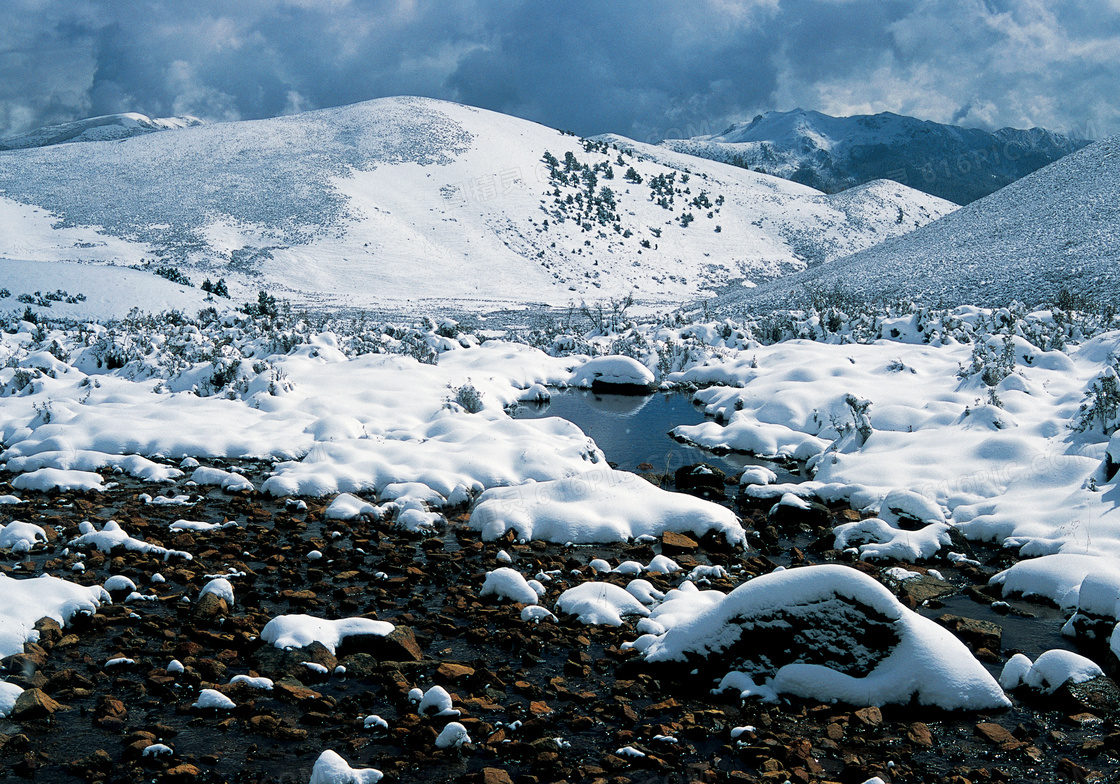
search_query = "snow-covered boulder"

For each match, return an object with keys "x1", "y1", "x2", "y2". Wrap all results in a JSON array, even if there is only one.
[
  {"x1": 642, "y1": 564, "x2": 1009, "y2": 710},
  {"x1": 260, "y1": 615, "x2": 394, "y2": 655},
  {"x1": 324, "y1": 493, "x2": 381, "y2": 521},
  {"x1": 480, "y1": 567, "x2": 538, "y2": 604},
  {"x1": 469, "y1": 468, "x2": 745, "y2": 546},
  {"x1": 0, "y1": 573, "x2": 108, "y2": 658},
  {"x1": 569, "y1": 356, "x2": 655, "y2": 392},
  {"x1": 556, "y1": 582, "x2": 651, "y2": 626},
  {"x1": 990, "y1": 554, "x2": 1120, "y2": 610},
  {"x1": 999, "y1": 649, "x2": 1104, "y2": 695},
  {"x1": 0, "y1": 521, "x2": 48, "y2": 553},
  {"x1": 309, "y1": 750, "x2": 383, "y2": 784}
]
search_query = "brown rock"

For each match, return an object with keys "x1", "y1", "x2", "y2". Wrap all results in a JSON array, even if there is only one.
[
  {"x1": 481, "y1": 768, "x2": 515, "y2": 784},
  {"x1": 936, "y1": 614, "x2": 1002, "y2": 652},
  {"x1": 371, "y1": 625, "x2": 424, "y2": 662},
  {"x1": 853, "y1": 706, "x2": 882, "y2": 726},
  {"x1": 1058, "y1": 676, "x2": 1120, "y2": 716},
  {"x1": 661, "y1": 531, "x2": 699, "y2": 555},
  {"x1": 10, "y1": 688, "x2": 62, "y2": 720},
  {"x1": 190, "y1": 591, "x2": 229, "y2": 623},
  {"x1": 1055, "y1": 757, "x2": 1093, "y2": 782},
  {"x1": 907, "y1": 722, "x2": 934, "y2": 747},
  {"x1": 899, "y1": 576, "x2": 958, "y2": 606},
  {"x1": 32, "y1": 618, "x2": 62, "y2": 648},
  {"x1": 165, "y1": 763, "x2": 202, "y2": 782},
  {"x1": 974, "y1": 722, "x2": 1024, "y2": 751},
  {"x1": 436, "y1": 662, "x2": 476, "y2": 683}
]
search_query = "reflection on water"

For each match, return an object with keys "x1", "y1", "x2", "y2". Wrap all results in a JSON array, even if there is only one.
[{"x1": 515, "y1": 388, "x2": 796, "y2": 482}]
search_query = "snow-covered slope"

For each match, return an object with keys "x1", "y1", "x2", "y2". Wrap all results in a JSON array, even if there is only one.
[
  {"x1": 0, "y1": 97, "x2": 954, "y2": 314},
  {"x1": 723, "y1": 136, "x2": 1120, "y2": 312},
  {"x1": 0, "y1": 113, "x2": 203, "y2": 151},
  {"x1": 662, "y1": 109, "x2": 1089, "y2": 205}
]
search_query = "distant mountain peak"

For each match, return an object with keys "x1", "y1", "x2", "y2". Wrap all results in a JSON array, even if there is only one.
[
  {"x1": 0, "y1": 112, "x2": 205, "y2": 151},
  {"x1": 664, "y1": 109, "x2": 1090, "y2": 204}
]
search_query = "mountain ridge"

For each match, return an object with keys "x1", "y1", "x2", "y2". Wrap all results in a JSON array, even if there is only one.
[
  {"x1": 0, "y1": 112, "x2": 204, "y2": 151},
  {"x1": 662, "y1": 109, "x2": 1091, "y2": 205},
  {"x1": 713, "y1": 134, "x2": 1120, "y2": 312},
  {"x1": 0, "y1": 96, "x2": 954, "y2": 314}
]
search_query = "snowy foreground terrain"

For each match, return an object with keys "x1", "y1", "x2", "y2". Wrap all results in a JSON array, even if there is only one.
[{"x1": 3, "y1": 294, "x2": 1120, "y2": 732}]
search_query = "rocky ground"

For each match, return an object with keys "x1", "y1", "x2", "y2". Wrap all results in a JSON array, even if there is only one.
[{"x1": 2, "y1": 463, "x2": 1119, "y2": 784}]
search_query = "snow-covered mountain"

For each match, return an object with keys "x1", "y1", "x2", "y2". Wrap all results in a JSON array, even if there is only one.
[
  {"x1": 0, "y1": 112, "x2": 203, "y2": 151},
  {"x1": 662, "y1": 109, "x2": 1090, "y2": 205},
  {"x1": 0, "y1": 97, "x2": 954, "y2": 314},
  {"x1": 722, "y1": 135, "x2": 1120, "y2": 311}
]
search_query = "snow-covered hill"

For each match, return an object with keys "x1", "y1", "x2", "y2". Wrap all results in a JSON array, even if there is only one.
[
  {"x1": 0, "y1": 113, "x2": 203, "y2": 151},
  {"x1": 0, "y1": 97, "x2": 954, "y2": 314},
  {"x1": 662, "y1": 109, "x2": 1089, "y2": 205},
  {"x1": 721, "y1": 135, "x2": 1120, "y2": 312}
]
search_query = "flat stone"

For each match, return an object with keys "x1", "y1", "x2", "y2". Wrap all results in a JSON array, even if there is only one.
[
  {"x1": 936, "y1": 614, "x2": 1002, "y2": 652},
  {"x1": 481, "y1": 768, "x2": 515, "y2": 784},
  {"x1": 899, "y1": 576, "x2": 957, "y2": 606},
  {"x1": 436, "y1": 662, "x2": 476, "y2": 683},
  {"x1": 974, "y1": 722, "x2": 1024, "y2": 750},
  {"x1": 661, "y1": 531, "x2": 699, "y2": 555}
]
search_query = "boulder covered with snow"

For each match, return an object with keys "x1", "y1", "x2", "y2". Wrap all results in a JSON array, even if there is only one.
[
  {"x1": 0, "y1": 574, "x2": 108, "y2": 658},
  {"x1": 469, "y1": 468, "x2": 745, "y2": 546},
  {"x1": 324, "y1": 492, "x2": 382, "y2": 520},
  {"x1": 556, "y1": 582, "x2": 651, "y2": 626},
  {"x1": 569, "y1": 356, "x2": 655, "y2": 392},
  {"x1": 261, "y1": 615, "x2": 395, "y2": 655},
  {"x1": 990, "y1": 554, "x2": 1120, "y2": 610},
  {"x1": 309, "y1": 750, "x2": 383, "y2": 784},
  {"x1": 999, "y1": 649, "x2": 1105, "y2": 695},
  {"x1": 0, "y1": 521, "x2": 48, "y2": 553},
  {"x1": 642, "y1": 564, "x2": 1009, "y2": 710},
  {"x1": 480, "y1": 567, "x2": 539, "y2": 604}
]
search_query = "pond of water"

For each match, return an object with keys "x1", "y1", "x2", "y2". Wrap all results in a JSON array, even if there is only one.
[{"x1": 514, "y1": 388, "x2": 797, "y2": 482}]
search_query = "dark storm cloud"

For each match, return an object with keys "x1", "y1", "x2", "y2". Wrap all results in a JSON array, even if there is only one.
[{"x1": 1, "y1": 0, "x2": 1117, "y2": 141}]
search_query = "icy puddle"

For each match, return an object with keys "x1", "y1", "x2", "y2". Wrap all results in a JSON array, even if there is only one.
[{"x1": 514, "y1": 389, "x2": 796, "y2": 481}]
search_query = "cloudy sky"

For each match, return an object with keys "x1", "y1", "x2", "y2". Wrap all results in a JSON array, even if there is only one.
[{"x1": 1, "y1": 0, "x2": 1116, "y2": 142}]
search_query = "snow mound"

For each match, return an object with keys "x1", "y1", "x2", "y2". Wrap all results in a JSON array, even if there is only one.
[
  {"x1": 0, "y1": 521, "x2": 47, "y2": 552},
  {"x1": 11, "y1": 468, "x2": 105, "y2": 492},
  {"x1": 643, "y1": 565, "x2": 1009, "y2": 710},
  {"x1": 192, "y1": 689, "x2": 235, "y2": 710},
  {"x1": 469, "y1": 468, "x2": 745, "y2": 546},
  {"x1": 435, "y1": 722, "x2": 471, "y2": 749},
  {"x1": 569, "y1": 356, "x2": 655, "y2": 390},
  {"x1": 556, "y1": 582, "x2": 651, "y2": 626},
  {"x1": 69, "y1": 520, "x2": 192, "y2": 561},
  {"x1": 260, "y1": 615, "x2": 394, "y2": 654},
  {"x1": 0, "y1": 574, "x2": 107, "y2": 658},
  {"x1": 324, "y1": 493, "x2": 381, "y2": 521},
  {"x1": 0, "y1": 681, "x2": 24, "y2": 718},
  {"x1": 480, "y1": 567, "x2": 539, "y2": 604},
  {"x1": 990, "y1": 554, "x2": 1120, "y2": 610},
  {"x1": 191, "y1": 466, "x2": 254, "y2": 493},
  {"x1": 999, "y1": 649, "x2": 1104, "y2": 695},
  {"x1": 309, "y1": 750, "x2": 383, "y2": 784},
  {"x1": 199, "y1": 578, "x2": 235, "y2": 606}
]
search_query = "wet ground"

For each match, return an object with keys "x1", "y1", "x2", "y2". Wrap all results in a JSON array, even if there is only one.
[{"x1": 1, "y1": 393, "x2": 1119, "y2": 784}]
